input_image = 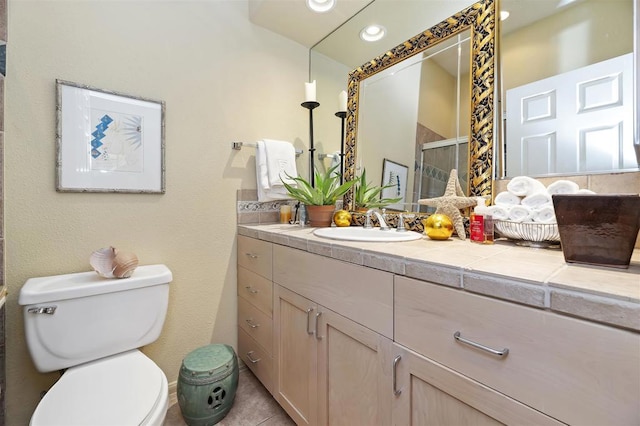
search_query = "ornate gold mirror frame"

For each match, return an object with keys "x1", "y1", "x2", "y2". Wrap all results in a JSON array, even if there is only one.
[{"x1": 343, "y1": 0, "x2": 497, "y2": 212}]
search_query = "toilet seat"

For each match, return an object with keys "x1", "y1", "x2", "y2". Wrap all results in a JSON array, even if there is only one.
[{"x1": 31, "y1": 350, "x2": 168, "y2": 426}]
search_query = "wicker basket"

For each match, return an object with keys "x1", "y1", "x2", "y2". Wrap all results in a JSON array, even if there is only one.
[{"x1": 495, "y1": 220, "x2": 560, "y2": 243}]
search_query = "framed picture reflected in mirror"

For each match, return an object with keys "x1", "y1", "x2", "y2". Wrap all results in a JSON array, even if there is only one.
[{"x1": 381, "y1": 158, "x2": 408, "y2": 211}]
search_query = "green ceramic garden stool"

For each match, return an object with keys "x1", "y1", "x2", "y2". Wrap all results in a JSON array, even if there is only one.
[{"x1": 177, "y1": 344, "x2": 239, "y2": 426}]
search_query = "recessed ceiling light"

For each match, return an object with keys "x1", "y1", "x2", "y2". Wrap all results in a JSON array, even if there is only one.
[
  {"x1": 306, "y1": 0, "x2": 336, "y2": 13},
  {"x1": 500, "y1": 10, "x2": 510, "y2": 21},
  {"x1": 360, "y1": 24, "x2": 386, "y2": 42}
]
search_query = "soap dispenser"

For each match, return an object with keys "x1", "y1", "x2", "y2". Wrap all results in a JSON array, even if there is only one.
[{"x1": 470, "y1": 197, "x2": 493, "y2": 243}]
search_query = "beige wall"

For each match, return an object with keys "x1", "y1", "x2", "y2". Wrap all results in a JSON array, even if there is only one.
[
  {"x1": 501, "y1": 0, "x2": 633, "y2": 91},
  {"x1": 5, "y1": 1, "x2": 308, "y2": 423}
]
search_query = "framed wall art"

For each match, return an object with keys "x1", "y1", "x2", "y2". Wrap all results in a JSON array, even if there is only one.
[
  {"x1": 56, "y1": 79, "x2": 166, "y2": 193},
  {"x1": 381, "y1": 158, "x2": 408, "y2": 210}
]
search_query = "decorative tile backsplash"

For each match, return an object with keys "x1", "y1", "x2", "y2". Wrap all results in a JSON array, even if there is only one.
[{"x1": 236, "y1": 190, "x2": 294, "y2": 224}]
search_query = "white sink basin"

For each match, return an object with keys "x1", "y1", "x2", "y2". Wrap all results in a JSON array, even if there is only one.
[{"x1": 313, "y1": 227, "x2": 423, "y2": 242}]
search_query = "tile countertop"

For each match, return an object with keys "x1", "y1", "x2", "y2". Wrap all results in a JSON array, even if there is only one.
[{"x1": 238, "y1": 224, "x2": 640, "y2": 333}]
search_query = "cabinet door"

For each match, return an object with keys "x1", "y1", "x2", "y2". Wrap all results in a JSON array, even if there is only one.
[
  {"x1": 391, "y1": 344, "x2": 562, "y2": 426},
  {"x1": 316, "y1": 307, "x2": 393, "y2": 426},
  {"x1": 273, "y1": 285, "x2": 318, "y2": 426}
]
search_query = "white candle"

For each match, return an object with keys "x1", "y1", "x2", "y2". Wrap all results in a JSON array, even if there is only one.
[
  {"x1": 339, "y1": 90, "x2": 347, "y2": 111},
  {"x1": 304, "y1": 80, "x2": 317, "y2": 103}
]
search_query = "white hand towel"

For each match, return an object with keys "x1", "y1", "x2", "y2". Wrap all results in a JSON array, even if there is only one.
[
  {"x1": 262, "y1": 139, "x2": 298, "y2": 188},
  {"x1": 577, "y1": 189, "x2": 596, "y2": 194},
  {"x1": 532, "y1": 205, "x2": 556, "y2": 223},
  {"x1": 486, "y1": 205, "x2": 510, "y2": 220},
  {"x1": 507, "y1": 176, "x2": 547, "y2": 197},
  {"x1": 256, "y1": 141, "x2": 270, "y2": 190},
  {"x1": 329, "y1": 151, "x2": 341, "y2": 177},
  {"x1": 547, "y1": 180, "x2": 579, "y2": 195},
  {"x1": 508, "y1": 205, "x2": 533, "y2": 222},
  {"x1": 255, "y1": 140, "x2": 296, "y2": 202},
  {"x1": 494, "y1": 191, "x2": 521, "y2": 207},
  {"x1": 521, "y1": 191, "x2": 552, "y2": 209}
]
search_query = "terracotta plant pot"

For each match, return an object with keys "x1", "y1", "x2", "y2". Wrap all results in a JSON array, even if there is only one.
[{"x1": 306, "y1": 205, "x2": 336, "y2": 227}]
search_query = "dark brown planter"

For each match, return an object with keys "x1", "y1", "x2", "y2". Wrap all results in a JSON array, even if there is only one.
[{"x1": 552, "y1": 194, "x2": 640, "y2": 269}]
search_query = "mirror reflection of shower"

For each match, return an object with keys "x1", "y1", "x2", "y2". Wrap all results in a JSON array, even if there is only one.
[{"x1": 416, "y1": 138, "x2": 468, "y2": 213}]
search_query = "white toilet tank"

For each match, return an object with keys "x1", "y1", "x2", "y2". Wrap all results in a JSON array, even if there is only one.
[{"x1": 19, "y1": 264, "x2": 172, "y2": 372}]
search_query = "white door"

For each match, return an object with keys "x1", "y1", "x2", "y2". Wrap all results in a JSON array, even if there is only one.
[{"x1": 506, "y1": 53, "x2": 635, "y2": 176}]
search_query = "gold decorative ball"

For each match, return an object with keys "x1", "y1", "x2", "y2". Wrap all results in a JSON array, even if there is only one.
[
  {"x1": 423, "y1": 214, "x2": 454, "y2": 240},
  {"x1": 333, "y1": 210, "x2": 352, "y2": 227}
]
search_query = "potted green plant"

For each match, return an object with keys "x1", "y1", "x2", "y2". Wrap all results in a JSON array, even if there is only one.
[
  {"x1": 354, "y1": 169, "x2": 403, "y2": 211},
  {"x1": 281, "y1": 165, "x2": 356, "y2": 227}
]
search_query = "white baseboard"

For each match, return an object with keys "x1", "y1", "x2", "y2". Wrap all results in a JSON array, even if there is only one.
[{"x1": 168, "y1": 380, "x2": 178, "y2": 406}]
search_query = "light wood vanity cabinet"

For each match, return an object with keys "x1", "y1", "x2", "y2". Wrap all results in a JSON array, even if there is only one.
[
  {"x1": 237, "y1": 234, "x2": 640, "y2": 426},
  {"x1": 395, "y1": 276, "x2": 640, "y2": 426},
  {"x1": 392, "y1": 344, "x2": 560, "y2": 425},
  {"x1": 237, "y1": 235, "x2": 274, "y2": 393},
  {"x1": 273, "y1": 245, "x2": 394, "y2": 426}
]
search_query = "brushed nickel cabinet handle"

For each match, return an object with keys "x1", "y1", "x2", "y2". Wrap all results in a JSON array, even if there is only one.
[
  {"x1": 245, "y1": 319, "x2": 260, "y2": 328},
  {"x1": 245, "y1": 286, "x2": 259, "y2": 294},
  {"x1": 454, "y1": 331, "x2": 509, "y2": 357},
  {"x1": 393, "y1": 355, "x2": 402, "y2": 396},
  {"x1": 315, "y1": 311, "x2": 323, "y2": 340},
  {"x1": 246, "y1": 351, "x2": 261, "y2": 363},
  {"x1": 306, "y1": 308, "x2": 315, "y2": 335},
  {"x1": 245, "y1": 252, "x2": 258, "y2": 259}
]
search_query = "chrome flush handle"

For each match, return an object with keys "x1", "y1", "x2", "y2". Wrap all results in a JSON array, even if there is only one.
[{"x1": 28, "y1": 306, "x2": 57, "y2": 315}]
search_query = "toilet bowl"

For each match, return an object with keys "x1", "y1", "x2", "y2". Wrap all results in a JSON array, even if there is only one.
[
  {"x1": 19, "y1": 264, "x2": 173, "y2": 425},
  {"x1": 31, "y1": 350, "x2": 168, "y2": 426}
]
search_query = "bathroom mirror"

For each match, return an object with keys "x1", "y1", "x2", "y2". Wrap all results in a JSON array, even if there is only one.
[
  {"x1": 341, "y1": 0, "x2": 496, "y2": 210},
  {"x1": 310, "y1": 0, "x2": 638, "y2": 208},
  {"x1": 499, "y1": 0, "x2": 637, "y2": 178}
]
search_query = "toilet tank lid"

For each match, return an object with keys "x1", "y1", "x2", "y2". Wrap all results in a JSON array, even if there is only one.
[{"x1": 19, "y1": 264, "x2": 172, "y2": 305}]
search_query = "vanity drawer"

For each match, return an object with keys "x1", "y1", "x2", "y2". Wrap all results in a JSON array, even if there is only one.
[
  {"x1": 273, "y1": 245, "x2": 393, "y2": 339},
  {"x1": 237, "y1": 266, "x2": 273, "y2": 317},
  {"x1": 238, "y1": 328, "x2": 273, "y2": 394},
  {"x1": 238, "y1": 235, "x2": 272, "y2": 280},
  {"x1": 394, "y1": 276, "x2": 640, "y2": 426},
  {"x1": 238, "y1": 296, "x2": 273, "y2": 355}
]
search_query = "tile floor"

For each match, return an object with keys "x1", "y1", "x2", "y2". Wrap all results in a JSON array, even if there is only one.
[{"x1": 163, "y1": 366, "x2": 295, "y2": 426}]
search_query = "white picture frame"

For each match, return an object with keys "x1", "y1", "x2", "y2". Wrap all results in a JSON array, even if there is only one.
[
  {"x1": 56, "y1": 80, "x2": 165, "y2": 193},
  {"x1": 381, "y1": 158, "x2": 408, "y2": 211}
]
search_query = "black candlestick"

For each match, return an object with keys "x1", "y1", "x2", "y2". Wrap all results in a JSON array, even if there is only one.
[
  {"x1": 301, "y1": 101, "x2": 320, "y2": 187},
  {"x1": 335, "y1": 111, "x2": 347, "y2": 184}
]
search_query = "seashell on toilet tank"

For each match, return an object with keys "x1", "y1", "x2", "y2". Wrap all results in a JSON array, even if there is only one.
[
  {"x1": 113, "y1": 250, "x2": 139, "y2": 278},
  {"x1": 89, "y1": 247, "x2": 117, "y2": 278},
  {"x1": 90, "y1": 246, "x2": 139, "y2": 279}
]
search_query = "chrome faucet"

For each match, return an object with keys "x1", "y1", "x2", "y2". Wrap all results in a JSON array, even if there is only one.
[
  {"x1": 364, "y1": 208, "x2": 389, "y2": 230},
  {"x1": 396, "y1": 213, "x2": 407, "y2": 232}
]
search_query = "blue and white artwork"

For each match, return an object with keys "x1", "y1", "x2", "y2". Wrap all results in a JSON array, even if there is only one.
[{"x1": 90, "y1": 109, "x2": 143, "y2": 173}]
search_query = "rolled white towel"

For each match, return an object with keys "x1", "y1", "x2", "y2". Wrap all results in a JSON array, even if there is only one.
[
  {"x1": 532, "y1": 205, "x2": 556, "y2": 223},
  {"x1": 507, "y1": 176, "x2": 547, "y2": 196},
  {"x1": 522, "y1": 191, "x2": 552, "y2": 209},
  {"x1": 508, "y1": 205, "x2": 533, "y2": 222},
  {"x1": 486, "y1": 205, "x2": 510, "y2": 220},
  {"x1": 494, "y1": 191, "x2": 521, "y2": 207},
  {"x1": 547, "y1": 180, "x2": 579, "y2": 195},
  {"x1": 577, "y1": 189, "x2": 596, "y2": 194}
]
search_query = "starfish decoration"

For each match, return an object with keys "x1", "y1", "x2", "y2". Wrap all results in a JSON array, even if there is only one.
[{"x1": 418, "y1": 169, "x2": 477, "y2": 240}]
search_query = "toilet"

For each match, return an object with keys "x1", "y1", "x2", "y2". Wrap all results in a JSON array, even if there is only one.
[{"x1": 18, "y1": 264, "x2": 173, "y2": 426}]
